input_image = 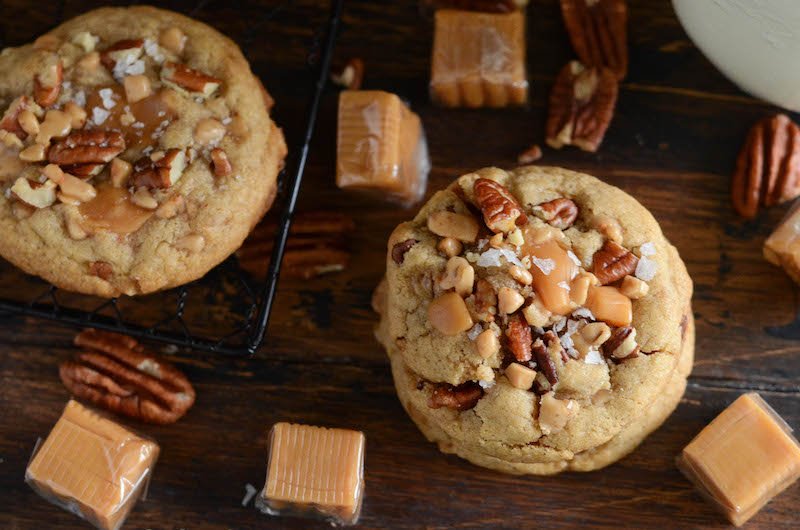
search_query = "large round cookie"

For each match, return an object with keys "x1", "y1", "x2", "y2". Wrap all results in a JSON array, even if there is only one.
[
  {"x1": 0, "y1": 6, "x2": 286, "y2": 296},
  {"x1": 376, "y1": 166, "x2": 693, "y2": 473}
]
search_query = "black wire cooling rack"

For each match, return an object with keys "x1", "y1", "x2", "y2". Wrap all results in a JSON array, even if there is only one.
[{"x1": 0, "y1": 0, "x2": 344, "y2": 356}]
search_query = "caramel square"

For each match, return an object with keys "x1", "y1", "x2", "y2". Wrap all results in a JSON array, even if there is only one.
[
  {"x1": 257, "y1": 422, "x2": 365, "y2": 526},
  {"x1": 678, "y1": 393, "x2": 800, "y2": 526},
  {"x1": 336, "y1": 90, "x2": 428, "y2": 205},
  {"x1": 26, "y1": 400, "x2": 159, "y2": 530},
  {"x1": 430, "y1": 9, "x2": 528, "y2": 108},
  {"x1": 764, "y1": 203, "x2": 800, "y2": 284}
]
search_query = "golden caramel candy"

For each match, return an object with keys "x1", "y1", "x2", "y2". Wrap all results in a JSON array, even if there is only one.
[
  {"x1": 430, "y1": 10, "x2": 527, "y2": 108},
  {"x1": 678, "y1": 393, "x2": 800, "y2": 527},
  {"x1": 764, "y1": 204, "x2": 800, "y2": 284},
  {"x1": 25, "y1": 400, "x2": 159, "y2": 530},
  {"x1": 257, "y1": 422, "x2": 365, "y2": 526},
  {"x1": 585, "y1": 285, "x2": 632, "y2": 327},
  {"x1": 523, "y1": 238, "x2": 578, "y2": 315},
  {"x1": 336, "y1": 90, "x2": 429, "y2": 205}
]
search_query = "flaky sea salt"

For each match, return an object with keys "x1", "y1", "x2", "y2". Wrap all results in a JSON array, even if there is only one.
[
  {"x1": 98, "y1": 88, "x2": 116, "y2": 110},
  {"x1": 143, "y1": 38, "x2": 165, "y2": 64},
  {"x1": 222, "y1": 116, "x2": 232, "y2": 125},
  {"x1": 72, "y1": 90, "x2": 86, "y2": 107},
  {"x1": 572, "y1": 307, "x2": 595, "y2": 320},
  {"x1": 467, "y1": 324, "x2": 483, "y2": 341},
  {"x1": 552, "y1": 318, "x2": 567, "y2": 333},
  {"x1": 557, "y1": 280, "x2": 571, "y2": 292},
  {"x1": 635, "y1": 256, "x2": 658, "y2": 281},
  {"x1": 567, "y1": 250, "x2": 581, "y2": 267},
  {"x1": 584, "y1": 349, "x2": 605, "y2": 365},
  {"x1": 91, "y1": 107, "x2": 110, "y2": 125},
  {"x1": 532, "y1": 257, "x2": 556, "y2": 275},
  {"x1": 476, "y1": 248, "x2": 524, "y2": 268},
  {"x1": 479, "y1": 380, "x2": 495, "y2": 390},
  {"x1": 639, "y1": 242, "x2": 656, "y2": 256}
]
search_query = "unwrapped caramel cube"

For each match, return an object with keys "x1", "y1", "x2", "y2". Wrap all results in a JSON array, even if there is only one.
[
  {"x1": 257, "y1": 422, "x2": 366, "y2": 526},
  {"x1": 764, "y1": 202, "x2": 800, "y2": 283},
  {"x1": 26, "y1": 400, "x2": 159, "y2": 530},
  {"x1": 337, "y1": 90, "x2": 429, "y2": 206},
  {"x1": 677, "y1": 393, "x2": 800, "y2": 527},
  {"x1": 430, "y1": 9, "x2": 528, "y2": 108}
]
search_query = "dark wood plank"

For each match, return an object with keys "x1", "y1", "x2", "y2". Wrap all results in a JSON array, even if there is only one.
[{"x1": 0, "y1": 0, "x2": 799, "y2": 529}]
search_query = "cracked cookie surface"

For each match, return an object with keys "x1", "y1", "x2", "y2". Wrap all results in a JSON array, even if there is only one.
[{"x1": 0, "y1": 6, "x2": 286, "y2": 296}]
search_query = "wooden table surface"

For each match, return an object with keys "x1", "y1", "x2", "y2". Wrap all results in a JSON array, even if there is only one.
[{"x1": 2, "y1": 0, "x2": 800, "y2": 528}]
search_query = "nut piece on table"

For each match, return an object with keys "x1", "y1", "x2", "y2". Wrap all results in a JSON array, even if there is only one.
[
  {"x1": 257, "y1": 422, "x2": 366, "y2": 526},
  {"x1": 131, "y1": 148, "x2": 186, "y2": 188},
  {"x1": 331, "y1": 58, "x2": 364, "y2": 90},
  {"x1": 473, "y1": 177, "x2": 528, "y2": 233},
  {"x1": 592, "y1": 240, "x2": 638, "y2": 285},
  {"x1": 538, "y1": 391, "x2": 579, "y2": 435},
  {"x1": 336, "y1": 90, "x2": 429, "y2": 206},
  {"x1": 677, "y1": 393, "x2": 800, "y2": 527},
  {"x1": 517, "y1": 143, "x2": 542, "y2": 164},
  {"x1": 560, "y1": 0, "x2": 628, "y2": 80},
  {"x1": 546, "y1": 61, "x2": 618, "y2": 153},
  {"x1": 25, "y1": 400, "x2": 159, "y2": 530},
  {"x1": 428, "y1": 292, "x2": 474, "y2": 335},
  {"x1": 731, "y1": 114, "x2": 800, "y2": 219},
  {"x1": 161, "y1": 61, "x2": 221, "y2": 98},
  {"x1": 427, "y1": 381, "x2": 484, "y2": 410},
  {"x1": 430, "y1": 9, "x2": 527, "y2": 108},
  {"x1": 61, "y1": 329, "x2": 195, "y2": 424}
]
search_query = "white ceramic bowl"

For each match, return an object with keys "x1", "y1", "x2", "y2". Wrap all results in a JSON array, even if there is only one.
[{"x1": 673, "y1": 0, "x2": 800, "y2": 111}]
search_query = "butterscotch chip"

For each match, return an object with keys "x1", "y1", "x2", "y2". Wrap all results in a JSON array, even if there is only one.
[
  {"x1": 430, "y1": 10, "x2": 527, "y2": 108},
  {"x1": 257, "y1": 423, "x2": 365, "y2": 526},
  {"x1": 678, "y1": 393, "x2": 800, "y2": 527},
  {"x1": 336, "y1": 90, "x2": 429, "y2": 206},
  {"x1": 764, "y1": 203, "x2": 800, "y2": 284},
  {"x1": 25, "y1": 400, "x2": 159, "y2": 530}
]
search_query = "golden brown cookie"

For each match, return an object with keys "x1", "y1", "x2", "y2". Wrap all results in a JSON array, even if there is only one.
[
  {"x1": 375, "y1": 166, "x2": 694, "y2": 473},
  {"x1": 0, "y1": 6, "x2": 286, "y2": 296}
]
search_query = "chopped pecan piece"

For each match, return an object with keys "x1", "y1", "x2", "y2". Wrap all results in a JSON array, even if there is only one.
[
  {"x1": 392, "y1": 238, "x2": 418, "y2": 264},
  {"x1": 517, "y1": 144, "x2": 542, "y2": 164},
  {"x1": 63, "y1": 163, "x2": 105, "y2": 177},
  {"x1": 535, "y1": 198, "x2": 579, "y2": 229},
  {"x1": 99, "y1": 39, "x2": 144, "y2": 71},
  {"x1": 33, "y1": 56, "x2": 63, "y2": 108},
  {"x1": 210, "y1": 147, "x2": 233, "y2": 177},
  {"x1": 506, "y1": 314, "x2": 532, "y2": 362},
  {"x1": 560, "y1": 0, "x2": 628, "y2": 80},
  {"x1": 0, "y1": 96, "x2": 34, "y2": 139},
  {"x1": 331, "y1": 58, "x2": 365, "y2": 90},
  {"x1": 10, "y1": 178, "x2": 57, "y2": 208},
  {"x1": 471, "y1": 278, "x2": 497, "y2": 322},
  {"x1": 60, "y1": 329, "x2": 195, "y2": 424},
  {"x1": 48, "y1": 130, "x2": 125, "y2": 166},
  {"x1": 592, "y1": 240, "x2": 638, "y2": 285},
  {"x1": 602, "y1": 325, "x2": 639, "y2": 360},
  {"x1": 161, "y1": 61, "x2": 221, "y2": 98},
  {"x1": 427, "y1": 381, "x2": 484, "y2": 411},
  {"x1": 473, "y1": 177, "x2": 528, "y2": 233},
  {"x1": 546, "y1": 61, "x2": 618, "y2": 153},
  {"x1": 533, "y1": 337, "x2": 559, "y2": 386},
  {"x1": 88, "y1": 261, "x2": 113, "y2": 280},
  {"x1": 131, "y1": 148, "x2": 187, "y2": 188},
  {"x1": 731, "y1": 114, "x2": 800, "y2": 219}
]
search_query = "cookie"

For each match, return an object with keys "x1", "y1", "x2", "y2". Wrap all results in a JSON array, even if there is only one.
[
  {"x1": 0, "y1": 6, "x2": 286, "y2": 296},
  {"x1": 375, "y1": 165, "x2": 694, "y2": 473}
]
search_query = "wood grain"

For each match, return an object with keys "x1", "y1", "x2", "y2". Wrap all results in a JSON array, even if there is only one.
[{"x1": 1, "y1": 0, "x2": 799, "y2": 528}]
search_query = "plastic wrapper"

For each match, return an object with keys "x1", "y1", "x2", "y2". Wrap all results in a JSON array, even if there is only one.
[
  {"x1": 430, "y1": 9, "x2": 528, "y2": 108},
  {"x1": 677, "y1": 393, "x2": 800, "y2": 527},
  {"x1": 764, "y1": 198, "x2": 800, "y2": 284},
  {"x1": 25, "y1": 400, "x2": 159, "y2": 530},
  {"x1": 256, "y1": 422, "x2": 365, "y2": 526},
  {"x1": 336, "y1": 90, "x2": 429, "y2": 207}
]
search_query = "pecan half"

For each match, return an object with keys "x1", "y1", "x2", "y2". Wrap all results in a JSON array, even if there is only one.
[
  {"x1": 131, "y1": 148, "x2": 187, "y2": 188},
  {"x1": 535, "y1": 198, "x2": 578, "y2": 229},
  {"x1": 592, "y1": 240, "x2": 638, "y2": 285},
  {"x1": 731, "y1": 114, "x2": 800, "y2": 218},
  {"x1": 0, "y1": 96, "x2": 34, "y2": 139},
  {"x1": 392, "y1": 238, "x2": 418, "y2": 264},
  {"x1": 33, "y1": 57, "x2": 63, "y2": 108},
  {"x1": 60, "y1": 329, "x2": 195, "y2": 424},
  {"x1": 602, "y1": 325, "x2": 639, "y2": 360},
  {"x1": 473, "y1": 177, "x2": 528, "y2": 233},
  {"x1": 237, "y1": 211, "x2": 354, "y2": 279},
  {"x1": 48, "y1": 130, "x2": 125, "y2": 166},
  {"x1": 506, "y1": 314, "x2": 532, "y2": 362},
  {"x1": 427, "y1": 381, "x2": 484, "y2": 411},
  {"x1": 100, "y1": 39, "x2": 144, "y2": 71},
  {"x1": 161, "y1": 61, "x2": 221, "y2": 98},
  {"x1": 560, "y1": 0, "x2": 628, "y2": 80},
  {"x1": 546, "y1": 61, "x2": 617, "y2": 153}
]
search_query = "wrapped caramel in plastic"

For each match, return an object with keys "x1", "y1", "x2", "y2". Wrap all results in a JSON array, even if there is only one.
[
  {"x1": 25, "y1": 400, "x2": 159, "y2": 530},
  {"x1": 677, "y1": 393, "x2": 800, "y2": 526},
  {"x1": 337, "y1": 90, "x2": 429, "y2": 206},
  {"x1": 256, "y1": 422, "x2": 366, "y2": 526},
  {"x1": 430, "y1": 9, "x2": 528, "y2": 108}
]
